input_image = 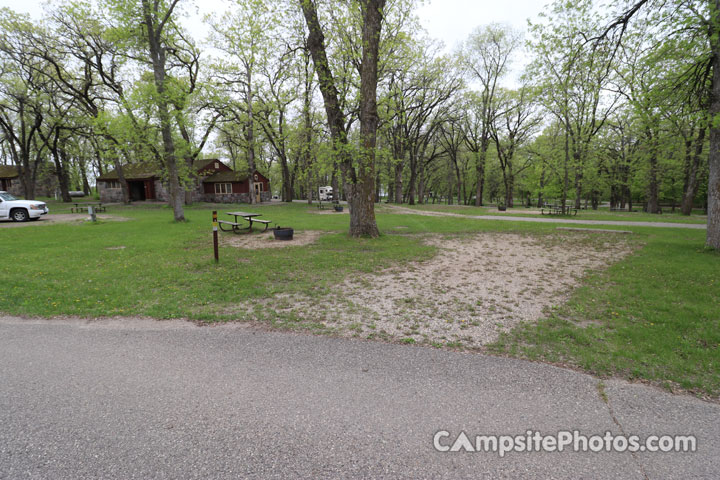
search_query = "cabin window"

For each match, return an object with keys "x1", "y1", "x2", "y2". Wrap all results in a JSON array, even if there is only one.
[
  {"x1": 215, "y1": 162, "x2": 220, "y2": 169},
  {"x1": 106, "y1": 180, "x2": 120, "y2": 189},
  {"x1": 214, "y1": 183, "x2": 232, "y2": 194}
]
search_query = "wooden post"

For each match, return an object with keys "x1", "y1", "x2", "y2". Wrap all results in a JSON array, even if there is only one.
[{"x1": 212, "y1": 211, "x2": 219, "y2": 263}]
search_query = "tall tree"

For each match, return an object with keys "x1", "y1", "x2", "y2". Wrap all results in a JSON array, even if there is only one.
[
  {"x1": 0, "y1": 9, "x2": 48, "y2": 199},
  {"x1": 103, "y1": 0, "x2": 189, "y2": 219},
  {"x1": 490, "y1": 86, "x2": 542, "y2": 207},
  {"x1": 590, "y1": 0, "x2": 719, "y2": 247},
  {"x1": 138, "y1": 0, "x2": 185, "y2": 219},
  {"x1": 460, "y1": 24, "x2": 519, "y2": 206},
  {"x1": 529, "y1": 0, "x2": 619, "y2": 213},
  {"x1": 300, "y1": 0, "x2": 386, "y2": 237},
  {"x1": 380, "y1": 41, "x2": 461, "y2": 205},
  {"x1": 208, "y1": 0, "x2": 281, "y2": 204}
]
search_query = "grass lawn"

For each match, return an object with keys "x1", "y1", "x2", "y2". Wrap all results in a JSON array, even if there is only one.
[
  {"x1": 403, "y1": 203, "x2": 708, "y2": 224},
  {"x1": 489, "y1": 227, "x2": 720, "y2": 398},
  {"x1": 1, "y1": 201, "x2": 719, "y2": 398}
]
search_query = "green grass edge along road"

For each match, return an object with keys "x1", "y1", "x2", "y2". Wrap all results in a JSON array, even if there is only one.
[{"x1": 2, "y1": 201, "x2": 719, "y2": 399}]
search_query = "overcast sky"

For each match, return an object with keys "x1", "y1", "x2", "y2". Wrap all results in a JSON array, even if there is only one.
[{"x1": 0, "y1": 0, "x2": 549, "y2": 51}]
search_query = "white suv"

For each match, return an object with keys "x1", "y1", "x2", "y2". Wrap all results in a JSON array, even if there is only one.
[{"x1": 0, "y1": 191, "x2": 49, "y2": 222}]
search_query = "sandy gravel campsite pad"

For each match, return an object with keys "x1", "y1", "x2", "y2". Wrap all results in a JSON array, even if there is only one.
[
  {"x1": 220, "y1": 230, "x2": 324, "y2": 249},
  {"x1": 255, "y1": 232, "x2": 635, "y2": 347}
]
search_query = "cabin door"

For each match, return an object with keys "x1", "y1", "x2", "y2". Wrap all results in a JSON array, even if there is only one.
[
  {"x1": 144, "y1": 180, "x2": 156, "y2": 200},
  {"x1": 254, "y1": 182, "x2": 262, "y2": 203}
]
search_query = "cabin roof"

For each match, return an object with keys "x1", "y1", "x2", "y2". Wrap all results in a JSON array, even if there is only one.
[
  {"x1": 0, "y1": 165, "x2": 19, "y2": 179},
  {"x1": 202, "y1": 170, "x2": 250, "y2": 183},
  {"x1": 96, "y1": 162, "x2": 160, "y2": 181}
]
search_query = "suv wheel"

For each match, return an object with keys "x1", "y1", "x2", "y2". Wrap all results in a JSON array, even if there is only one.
[{"x1": 11, "y1": 209, "x2": 29, "y2": 222}]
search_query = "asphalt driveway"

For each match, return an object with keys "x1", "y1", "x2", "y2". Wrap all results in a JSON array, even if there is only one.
[{"x1": 0, "y1": 316, "x2": 717, "y2": 479}]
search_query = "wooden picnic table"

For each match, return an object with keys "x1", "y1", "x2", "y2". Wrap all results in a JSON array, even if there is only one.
[
  {"x1": 71, "y1": 202, "x2": 106, "y2": 213},
  {"x1": 219, "y1": 211, "x2": 272, "y2": 233},
  {"x1": 541, "y1": 204, "x2": 578, "y2": 216}
]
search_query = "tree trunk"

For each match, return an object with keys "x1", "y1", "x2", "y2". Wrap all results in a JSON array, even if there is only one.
[
  {"x1": 453, "y1": 158, "x2": 462, "y2": 205},
  {"x1": 78, "y1": 157, "x2": 91, "y2": 195},
  {"x1": 387, "y1": 158, "x2": 394, "y2": 203},
  {"x1": 537, "y1": 167, "x2": 545, "y2": 208},
  {"x1": 647, "y1": 152, "x2": 660, "y2": 214},
  {"x1": 56, "y1": 142, "x2": 72, "y2": 203},
  {"x1": 393, "y1": 161, "x2": 403, "y2": 204},
  {"x1": 281, "y1": 155, "x2": 293, "y2": 202},
  {"x1": 708, "y1": 3, "x2": 720, "y2": 248},
  {"x1": 562, "y1": 127, "x2": 570, "y2": 214},
  {"x1": 417, "y1": 159, "x2": 426, "y2": 205},
  {"x1": 505, "y1": 173, "x2": 514, "y2": 208},
  {"x1": 246, "y1": 67, "x2": 257, "y2": 204},
  {"x1": 301, "y1": 0, "x2": 381, "y2": 237},
  {"x1": 407, "y1": 153, "x2": 417, "y2": 205},
  {"x1": 375, "y1": 170, "x2": 381, "y2": 203},
  {"x1": 304, "y1": 137, "x2": 312, "y2": 205},
  {"x1": 141, "y1": 0, "x2": 184, "y2": 221},
  {"x1": 474, "y1": 148, "x2": 486, "y2": 206},
  {"x1": 350, "y1": 0, "x2": 384, "y2": 237},
  {"x1": 43, "y1": 128, "x2": 71, "y2": 202},
  {"x1": 446, "y1": 158, "x2": 454, "y2": 205},
  {"x1": 184, "y1": 156, "x2": 194, "y2": 205},
  {"x1": 574, "y1": 153, "x2": 583, "y2": 210},
  {"x1": 332, "y1": 167, "x2": 339, "y2": 202},
  {"x1": 116, "y1": 164, "x2": 130, "y2": 205},
  {"x1": 681, "y1": 125, "x2": 706, "y2": 215}
]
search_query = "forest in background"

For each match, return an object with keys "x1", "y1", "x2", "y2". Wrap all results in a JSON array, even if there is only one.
[{"x1": 0, "y1": 0, "x2": 716, "y2": 238}]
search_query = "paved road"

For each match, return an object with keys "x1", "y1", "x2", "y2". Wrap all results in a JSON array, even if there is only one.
[
  {"x1": 386, "y1": 205, "x2": 708, "y2": 229},
  {"x1": 1, "y1": 317, "x2": 717, "y2": 479}
]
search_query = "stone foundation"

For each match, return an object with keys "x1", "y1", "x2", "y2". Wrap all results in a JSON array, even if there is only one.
[
  {"x1": 202, "y1": 193, "x2": 252, "y2": 204},
  {"x1": 98, "y1": 183, "x2": 124, "y2": 203}
]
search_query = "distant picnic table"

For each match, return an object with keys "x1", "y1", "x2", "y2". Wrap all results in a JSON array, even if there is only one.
[
  {"x1": 71, "y1": 202, "x2": 106, "y2": 213},
  {"x1": 316, "y1": 199, "x2": 340, "y2": 209},
  {"x1": 219, "y1": 211, "x2": 272, "y2": 233},
  {"x1": 540, "y1": 204, "x2": 578, "y2": 216}
]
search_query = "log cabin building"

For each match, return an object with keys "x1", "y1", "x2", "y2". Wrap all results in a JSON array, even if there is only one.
[
  {"x1": 0, "y1": 165, "x2": 19, "y2": 194},
  {"x1": 0, "y1": 164, "x2": 58, "y2": 197},
  {"x1": 96, "y1": 159, "x2": 270, "y2": 204}
]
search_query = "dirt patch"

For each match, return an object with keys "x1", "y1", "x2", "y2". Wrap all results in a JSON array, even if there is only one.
[
  {"x1": 240, "y1": 232, "x2": 635, "y2": 347},
  {"x1": 311, "y1": 209, "x2": 349, "y2": 215},
  {"x1": 220, "y1": 230, "x2": 325, "y2": 249},
  {"x1": 0, "y1": 214, "x2": 130, "y2": 228}
]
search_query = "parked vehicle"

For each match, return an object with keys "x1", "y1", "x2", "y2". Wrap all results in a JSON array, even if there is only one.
[
  {"x1": 318, "y1": 186, "x2": 333, "y2": 201},
  {"x1": 0, "y1": 191, "x2": 49, "y2": 222}
]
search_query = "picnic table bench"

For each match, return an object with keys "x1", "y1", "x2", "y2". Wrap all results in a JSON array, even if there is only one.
[
  {"x1": 220, "y1": 211, "x2": 272, "y2": 233},
  {"x1": 540, "y1": 204, "x2": 578, "y2": 216},
  {"x1": 71, "y1": 202, "x2": 106, "y2": 213},
  {"x1": 317, "y1": 199, "x2": 340, "y2": 209}
]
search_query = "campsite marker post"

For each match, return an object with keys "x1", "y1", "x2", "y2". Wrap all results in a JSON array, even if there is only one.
[{"x1": 212, "y1": 211, "x2": 219, "y2": 263}]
